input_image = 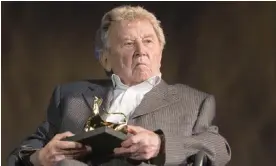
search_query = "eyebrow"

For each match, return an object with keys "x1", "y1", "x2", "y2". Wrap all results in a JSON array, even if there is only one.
[
  {"x1": 120, "y1": 34, "x2": 155, "y2": 41},
  {"x1": 121, "y1": 36, "x2": 134, "y2": 41},
  {"x1": 143, "y1": 34, "x2": 155, "y2": 38}
]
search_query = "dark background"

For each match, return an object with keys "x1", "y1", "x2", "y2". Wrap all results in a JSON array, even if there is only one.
[{"x1": 2, "y1": 2, "x2": 276, "y2": 166}]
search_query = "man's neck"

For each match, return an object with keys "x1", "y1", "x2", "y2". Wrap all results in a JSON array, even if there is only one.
[{"x1": 111, "y1": 73, "x2": 162, "y2": 88}]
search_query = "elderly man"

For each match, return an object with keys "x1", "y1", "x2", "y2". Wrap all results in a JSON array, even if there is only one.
[{"x1": 8, "y1": 5, "x2": 231, "y2": 166}]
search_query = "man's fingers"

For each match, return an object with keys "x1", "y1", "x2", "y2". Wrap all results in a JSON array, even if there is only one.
[
  {"x1": 114, "y1": 144, "x2": 139, "y2": 155},
  {"x1": 59, "y1": 148, "x2": 89, "y2": 155},
  {"x1": 121, "y1": 134, "x2": 143, "y2": 148},
  {"x1": 137, "y1": 145, "x2": 153, "y2": 154},
  {"x1": 54, "y1": 131, "x2": 74, "y2": 140},
  {"x1": 56, "y1": 141, "x2": 83, "y2": 150},
  {"x1": 51, "y1": 154, "x2": 66, "y2": 162},
  {"x1": 59, "y1": 145, "x2": 92, "y2": 155},
  {"x1": 114, "y1": 147, "x2": 127, "y2": 154}
]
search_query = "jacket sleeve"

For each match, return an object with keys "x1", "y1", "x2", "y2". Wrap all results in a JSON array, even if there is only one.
[
  {"x1": 165, "y1": 95, "x2": 231, "y2": 165},
  {"x1": 7, "y1": 85, "x2": 62, "y2": 166},
  {"x1": 149, "y1": 95, "x2": 231, "y2": 166}
]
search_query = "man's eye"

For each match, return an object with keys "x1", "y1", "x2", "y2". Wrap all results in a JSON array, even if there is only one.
[
  {"x1": 144, "y1": 39, "x2": 153, "y2": 43},
  {"x1": 124, "y1": 42, "x2": 133, "y2": 46}
]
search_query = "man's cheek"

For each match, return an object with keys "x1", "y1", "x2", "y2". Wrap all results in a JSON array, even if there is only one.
[{"x1": 121, "y1": 58, "x2": 132, "y2": 69}]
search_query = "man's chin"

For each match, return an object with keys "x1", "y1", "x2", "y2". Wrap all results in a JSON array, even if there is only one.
[{"x1": 132, "y1": 72, "x2": 152, "y2": 83}]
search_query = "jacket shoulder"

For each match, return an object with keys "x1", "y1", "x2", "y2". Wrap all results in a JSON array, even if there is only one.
[
  {"x1": 168, "y1": 83, "x2": 216, "y2": 118},
  {"x1": 55, "y1": 79, "x2": 112, "y2": 98},
  {"x1": 169, "y1": 83, "x2": 212, "y2": 101}
]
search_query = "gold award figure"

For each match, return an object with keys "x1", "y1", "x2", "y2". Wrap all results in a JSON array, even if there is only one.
[{"x1": 84, "y1": 96, "x2": 128, "y2": 134}]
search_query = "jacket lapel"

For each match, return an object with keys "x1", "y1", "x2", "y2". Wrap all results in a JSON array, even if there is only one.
[
  {"x1": 60, "y1": 83, "x2": 110, "y2": 134},
  {"x1": 74, "y1": 81, "x2": 113, "y2": 132},
  {"x1": 130, "y1": 79, "x2": 179, "y2": 119},
  {"x1": 82, "y1": 82, "x2": 113, "y2": 116},
  {"x1": 100, "y1": 86, "x2": 113, "y2": 113}
]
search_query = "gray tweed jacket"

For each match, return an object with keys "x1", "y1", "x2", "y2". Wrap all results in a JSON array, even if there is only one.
[{"x1": 8, "y1": 79, "x2": 231, "y2": 166}]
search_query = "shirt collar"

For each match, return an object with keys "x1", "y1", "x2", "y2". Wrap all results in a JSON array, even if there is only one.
[{"x1": 111, "y1": 73, "x2": 162, "y2": 90}]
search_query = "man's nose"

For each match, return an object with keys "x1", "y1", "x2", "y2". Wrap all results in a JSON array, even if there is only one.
[{"x1": 134, "y1": 42, "x2": 146, "y2": 57}]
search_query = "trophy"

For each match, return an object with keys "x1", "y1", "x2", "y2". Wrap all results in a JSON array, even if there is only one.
[
  {"x1": 63, "y1": 96, "x2": 128, "y2": 156},
  {"x1": 84, "y1": 96, "x2": 128, "y2": 134}
]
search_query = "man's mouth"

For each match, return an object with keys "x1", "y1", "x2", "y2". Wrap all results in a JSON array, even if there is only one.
[{"x1": 136, "y1": 63, "x2": 147, "y2": 67}]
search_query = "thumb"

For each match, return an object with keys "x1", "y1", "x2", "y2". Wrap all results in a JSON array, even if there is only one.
[
  {"x1": 55, "y1": 131, "x2": 75, "y2": 140},
  {"x1": 127, "y1": 125, "x2": 145, "y2": 134}
]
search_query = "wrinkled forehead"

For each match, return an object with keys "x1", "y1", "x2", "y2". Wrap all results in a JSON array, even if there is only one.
[{"x1": 108, "y1": 19, "x2": 157, "y2": 41}]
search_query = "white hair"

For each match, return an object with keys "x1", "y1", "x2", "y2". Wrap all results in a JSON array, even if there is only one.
[{"x1": 95, "y1": 5, "x2": 166, "y2": 59}]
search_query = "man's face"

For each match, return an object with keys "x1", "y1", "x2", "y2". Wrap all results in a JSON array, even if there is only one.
[{"x1": 104, "y1": 19, "x2": 162, "y2": 86}]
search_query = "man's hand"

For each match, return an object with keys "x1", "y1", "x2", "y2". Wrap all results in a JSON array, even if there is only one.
[
  {"x1": 32, "y1": 131, "x2": 91, "y2": 166},
  {"x1": 113, "y1": 125, "x2": 161, "y2": 160}
]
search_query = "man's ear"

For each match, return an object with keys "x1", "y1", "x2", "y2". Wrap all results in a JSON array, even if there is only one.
[{"x1": 99, "y1": 51, "x2": 112, "y2": 72}]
